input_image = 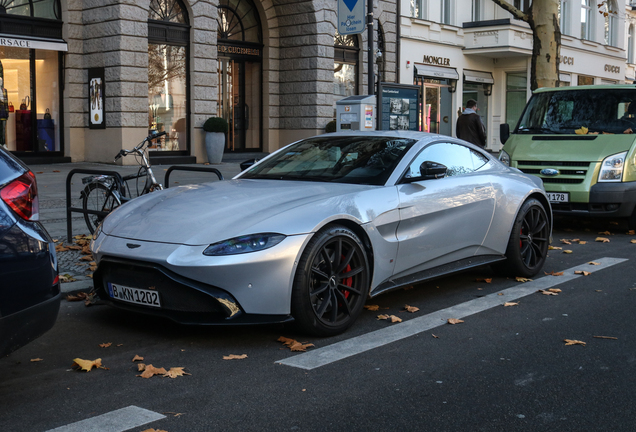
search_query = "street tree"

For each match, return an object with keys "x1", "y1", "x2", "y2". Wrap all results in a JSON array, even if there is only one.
[{"x1": 490, "y1": 0, "x2": 560, "y2": 90}]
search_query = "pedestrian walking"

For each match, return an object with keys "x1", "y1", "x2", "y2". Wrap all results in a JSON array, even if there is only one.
[{"x1": 456, "y1": 99, "x2": 486, "y2": 148}]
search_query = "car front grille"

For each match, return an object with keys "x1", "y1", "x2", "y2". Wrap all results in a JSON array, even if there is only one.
[{"x1": 516, "y1": 160, "x2": 591, "y2": 185}]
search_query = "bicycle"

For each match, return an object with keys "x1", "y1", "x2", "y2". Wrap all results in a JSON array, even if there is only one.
[{"x1": 80, "y1": 131, "x2": 166, "y2": 233}]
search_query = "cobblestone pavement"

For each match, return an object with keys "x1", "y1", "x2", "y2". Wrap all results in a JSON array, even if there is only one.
[{"x1": 29, "y1": 159, "x2": 247, "y2": 292}]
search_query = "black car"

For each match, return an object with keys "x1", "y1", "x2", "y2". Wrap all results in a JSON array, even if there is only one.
[{"x1": 0, "y1": 147, "x2": 60, "y2": 357}]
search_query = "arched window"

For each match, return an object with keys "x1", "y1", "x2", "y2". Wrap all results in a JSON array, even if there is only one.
[
  {"x1": 0, "y1": 0, "x2": 60, "y2": 19},
  {"x1": 603, "y1": 0, "x2": 618, "y2": 46},
  {"x1": 218, "y1": 0, "x2": 262, "y2": 43},
  {"x1": 580, "y1": 0, "x2": 591, "y2": 40},
  {"x1": 334, "y1": 31, "x2": 359, "y2": 109},
  {"x1": 629, "y1": 25, "x2": 634, "y2": 64},
  {"x1": 148, "y1": 0, "x2": 190, "y2": 153}
]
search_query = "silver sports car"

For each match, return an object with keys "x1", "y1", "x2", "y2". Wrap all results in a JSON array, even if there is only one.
[{"x1": 91, "y1": 131, "x2": 552, "y2": 336}]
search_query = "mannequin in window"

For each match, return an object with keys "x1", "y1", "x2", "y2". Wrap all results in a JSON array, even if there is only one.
[{"x1": 0, "y1": 62, "x2": 8, "y2": 148}]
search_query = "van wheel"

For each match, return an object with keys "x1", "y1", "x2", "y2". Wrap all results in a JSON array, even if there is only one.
[{"x1": 628, "y1": 208, "x2": 636, "y2": 231}]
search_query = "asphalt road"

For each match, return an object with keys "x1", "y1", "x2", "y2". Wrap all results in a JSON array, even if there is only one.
[{"x1": 1, "y1": 215, "x2": 635, "y2": 431}]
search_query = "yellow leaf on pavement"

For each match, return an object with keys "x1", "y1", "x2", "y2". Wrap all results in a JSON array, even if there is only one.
[
  {"x1": 631, "y1": 239, "x2": 636, "y2": 244},
  {"x1": 628, "y1": 230, "x2": 636, "y2": 235},
  {"x1": 588, "y1": 261, "x2": 601, "y2": 265},
  {"x1": 574, "y1": 270, "x2": 592, "y2": 276},
  {"x1": 72, "y1": 358, "x2": 107, "y2": 372},
  {"x1": 163, "y1": 367, "x2": 191, "y2": 378},
  {"x1": 578, "y1": 241, "x2": 587, "y2": 245},
  {"x1": 574, "y1": 126, "x2": 588, "y2": 135},
  {"x1": 404, "y1": 305, "x2": 420, "y2": 313},
  {"x1": 476, "y1": 278, "x2": 492, "y2": 283},
  {"x1": 548, "y1": 288, "x2": 562, "y2": 293},
  {"x1": 447, "y1": 318, "x2": 464, "y2": 325},
  {"x1": 593, "y1": 336, "x2": 618, "y2": 340},
  {"x1": 364, "y1": 305, "x2": 380, "y2": 311},
  {"x1": 278, "y1": 336, "x2": 315, "y2": 352},
  {"x1": 564, "y1": 339, "x2": 586, "y2": 346},
  {"x1": 596, "y1": 237, "x2": 610, "y2": 243},
  {"x1": 389, "y1": 315, "x2": 402, "y2": 323},
  {"x1": 377, "y1": 314, "x2": 390, "y2": 320},
  {"x1": 223, "y1": 354, "x2": 248, "y2": 360},
  {"x1": 560, "y1": 239, "x2": 572, "y2": 245},
  {"x1": 563, "y1": 250, "x2": 573, "y2": 254},
  {"x1": 545, "y1": 271, "x2": 564, "y2": 276},
  {"x1": 515, "y1": 277, "x2": 533, "y2": 282},
  {"x1": 137, "y1": 364, "x2": 167, "y2": 379},
  {"x1": 548, "y1": 246, "x2": 562, "y2": 250},
  {"x1": 504, "y1": 302, "x2": 519, "y2": 307},
  {"x1": 598, "y1": 231, "x2": 611, "y2": 235},
  {"x1": 132, "y1": 355, "x2": 144, "y2": 362},
  {"x1": 539, "y1": 289, "x2": 559, "y2": 296},
  {"x1": 31, "y1": 358, "x2": 43, "y2": 362},
  {"x1": 99, "y1": 343, "x2": 112, "y2": 348}
]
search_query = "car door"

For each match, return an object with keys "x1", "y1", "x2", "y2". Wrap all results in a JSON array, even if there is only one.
[{"x1": 392, "y1": 142, "x2": 496, "y2": 278}]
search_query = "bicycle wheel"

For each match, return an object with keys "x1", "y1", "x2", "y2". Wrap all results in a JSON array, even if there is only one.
[{"x1": 82, "y1": 183, "x2": 120, "y2": 234}]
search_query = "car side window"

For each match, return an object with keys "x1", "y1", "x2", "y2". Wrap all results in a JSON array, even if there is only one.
[{"x1": 405, "y1": 142, "x2": 478, "y2": 179}]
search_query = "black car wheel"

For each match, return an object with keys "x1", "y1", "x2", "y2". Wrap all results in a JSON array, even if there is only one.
[
  {"x1": 499, "y1": 198, "x2": 550, "y2": 278},
  {"x1": 291, "y1": 225, "x2": 370, "y2": 336}
]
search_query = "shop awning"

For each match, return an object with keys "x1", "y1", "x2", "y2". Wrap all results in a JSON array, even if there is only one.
[
  {"x1": 559, "y1": 73, "x2": 571, "y2": 83},
  {"x1": 0, "y1": 34, "x2": 67, "y2": 52},
  {"x1": 463, "y1": 70, "x2": 494, "y2": 84},
  {"x1": 415, "y1": 64, "x2": 459, "y2": 80}
]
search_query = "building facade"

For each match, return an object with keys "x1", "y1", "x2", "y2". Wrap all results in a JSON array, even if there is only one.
[
  {"x1": 0, "y1": 0, "x2": 397, "y2": 164},
  {"x1": 400, "y1": 0, "x2": 628, "y2": 151}
]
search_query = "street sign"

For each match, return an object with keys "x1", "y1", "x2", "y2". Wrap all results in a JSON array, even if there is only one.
[{"x1": 338, "y1": 0, "x2": 365, "y2": 35}]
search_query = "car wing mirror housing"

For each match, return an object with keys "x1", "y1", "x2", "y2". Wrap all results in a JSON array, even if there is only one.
[
  {"x1": 240, "y1": 158, "x2": 257, "y2": 171},
  {"x1": 404, "y1": 161, "x2": 447, "y2": 183}
]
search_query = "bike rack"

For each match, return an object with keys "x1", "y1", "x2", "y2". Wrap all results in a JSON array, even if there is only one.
[
  {"x1": 65, "y1": 169, "x2": 126, "y2": 240},
  {"x1": 164, "y1": 166, "x2": 224, "y2": 187}
]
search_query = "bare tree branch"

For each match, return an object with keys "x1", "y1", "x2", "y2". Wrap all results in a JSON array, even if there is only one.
[{"x1": 490, "y1": 0, "x2": 529, "y2": 22}]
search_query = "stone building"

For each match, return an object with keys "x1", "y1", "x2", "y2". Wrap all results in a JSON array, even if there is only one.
[{"x1": 0, "y1": 0, "x2": 397, "y2": 164}]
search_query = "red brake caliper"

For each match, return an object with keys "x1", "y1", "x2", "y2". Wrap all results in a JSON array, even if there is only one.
[{"x1": 341, "y1": 255, "x2": 352, "y2": 299}]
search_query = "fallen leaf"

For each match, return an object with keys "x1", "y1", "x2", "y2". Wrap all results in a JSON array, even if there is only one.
[
  {"x1": 539, "y1": 289, "x2": 559, "y2": 296},
  {"x1": 132, "y1": 355, "x2": 144, "y2": 362},
  {"x1": 598, "y1": 231, "x2": 611, "y2": 235},
  {"x1": 476, "y1": 278, "x2": 492, "y2": 283},
  {"x1": 278, "y1": 336, "x2": 315, "y2": 352},
  {"x1": 563, "y1": 250, "x2": 573, "y2": 254},
  {"x1": 432, "y1": 334, "x2": 439, "y2": 338},
  {"x1": 497, "y1": 293, "x2": 504, "y2": 296},
  {"x1": 570, "y1": 238, "x2": 580, "y2": 242},
  {"x1": 595, "y1": 290, "x2": 603, "y2": 292},
  {"x1": 72, "y1": 358, "x2": 107, "y2": 372},
  {"x1": 36, "y1": 171, "x2": 44, "y2": 174},
  {"x1": 631, "y1": 239, "x2": 636, "y2": 244},
  {"x1": 574, "y1": 126, "x2": 588, "y2": 135},
  {"x1": 99, "y1": 343, "x2": 112, "y2": 348},
  {"x1": 560, "y1": 239, "x2": 572, "y2": 245},
  {"x1": 377, "y1": 314, "x2": 390, "y2": 320},
  {"x1": 137, "y1": 363, "x2": 146, "y2": 372},
  {"x1": 447, "y1": 318, "x2": 464, "y2": 325},
  {"x1": 596, "y1": 237, "x2": 610, "y2": 243},
  {"x1": 593, "y1": 336, "x2": 618, "y2": 340},
  {"x1": 59, "y1": 274, "x2": 76, "y2": 282},
  {"x1": 404, "y1": 305, "x2": 420, "y2": 313},
  {"x1": 548, "y1": 246, "x2": 562, "y2": 250},
  {"x1": 515, "y1": 277, "x2": 532, "y2": 282},
  {"x1": 628, "y1": 230, "x2": 636, "y2": 235},
  {"x1": 574, "y1": 270, "x2": 592, "y2": 276},
  {"x1": 31, "y1": 358, "x2": 43, "y2": 362},
  {"x1": 588, "y1": 261, "x2": 601, "y2": 265},
  {"x1": 504, "y1": 302, "x2": 519, "y2": 307},
  {"x1": 138, "y1": 364, "x2": 167, "y2": 379},
  {"x1": 548, "y1": 288, "x2": 562, "y2": 293},
  {"x1": 163, "y1": 412, "x2": 184, "y2": 417},
  {"x1": 389, "y1": 315, "x2": 402, "y2": 323},
  {"x1": 66, "y1": 292, "x2": 88, "y2": 302},
  {"x1": 79, "y1": 255, "x2": 93, "y2": 261},
  {"x1": 163, "y1": 367, "x2": 191, "y2": 378},
  {"x1": 364, "y1": 305, "x2": 380, "y2": 311},
  {"x1": 578, "y1": 241, "x2": 587, "y2": 245},
  {"x1": 564, "y1": 339, "x2": 586, "y2": 346},
  {"x1": 544, "y1": 271, "x2": 564, "y2": 276},
  {"x1": 223, "y1": 354, "x2": 248, "y2": 360}
]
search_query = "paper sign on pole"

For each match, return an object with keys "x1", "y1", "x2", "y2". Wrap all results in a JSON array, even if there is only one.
[{"x1": 338, "y1": 0, "x2": 365, "y2": 35}]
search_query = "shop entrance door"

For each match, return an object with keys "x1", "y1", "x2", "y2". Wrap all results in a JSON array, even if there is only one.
[
  {"x1": 218, "y1": 57, "x2": 261, "y2": 152},
  {"x1": 421, "y1": 82, "x2": 452, "y2": 136}
]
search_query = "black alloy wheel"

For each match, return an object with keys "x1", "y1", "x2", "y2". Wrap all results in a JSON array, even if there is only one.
[
  {"x1": 499, "y1": 198, "x2": 550, "y2": 278},
  {"x1": 292, "y1": 225, "x2": 370, "y2": 336}
]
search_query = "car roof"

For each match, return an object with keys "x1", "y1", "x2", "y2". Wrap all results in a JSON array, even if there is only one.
[
  {"x1": 322, "y1": 130, "x2": 450, "y2": 144},
  {"x1": 534, "y1": 84, "x2": 636, "y2": 94}
]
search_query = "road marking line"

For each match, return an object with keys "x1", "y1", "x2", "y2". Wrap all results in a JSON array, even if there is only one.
[
  {"x1": 45, "y1": 405, "x2": 165, "y2": 432},
  {"x1": 277, "y1": 257, "x2": 628, "y2": 370}
]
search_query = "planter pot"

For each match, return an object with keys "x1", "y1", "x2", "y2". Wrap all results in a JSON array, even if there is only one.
[{"x1": 205, "y1": 131, "x2": 225, "y2": 164}]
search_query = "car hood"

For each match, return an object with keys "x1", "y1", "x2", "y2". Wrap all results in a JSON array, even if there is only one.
[
  {"x1": 102, "y1": 179, "x2": 377, "y2": 245},
  {"x1": 508, "y1": 134, "x2": 636, "y2": 163}
]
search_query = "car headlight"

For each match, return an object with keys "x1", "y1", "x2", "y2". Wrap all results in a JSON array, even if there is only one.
[
  {"x1": 203, "y1": 233, "x2": 286, "y2": 256},
  {"x1": 498, "y1": 150, "x2": 511, "y2": 166},
  {"x1": 598, "y1": 151, "x2": 627, "y2": 182}
]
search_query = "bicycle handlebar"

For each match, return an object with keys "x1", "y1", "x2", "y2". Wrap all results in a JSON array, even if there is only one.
[{"x1": 114, "y1": 131, "x2": 168, "y2": 161}]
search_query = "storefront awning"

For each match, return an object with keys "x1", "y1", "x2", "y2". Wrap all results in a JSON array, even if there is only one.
[
  {"x1": 559, "y1": 73, "x2": 571, "y2": 83},
  {"x1": 463, "y1": 70, "x2": 494, "y2": 84},
  {"x1": 415, "y1": 64, "x2": 459, "y2": 80},
  {"x1": 0, "y1": 34, "x2": 67, "y2": 52}
]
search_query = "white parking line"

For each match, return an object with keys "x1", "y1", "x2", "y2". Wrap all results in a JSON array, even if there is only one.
[
  {"x1": 44, "y1": 406, "x2": 165, "y2": 432},
  {"x1": 277, "y1": 257, "x2": 628, "y2": 370}
]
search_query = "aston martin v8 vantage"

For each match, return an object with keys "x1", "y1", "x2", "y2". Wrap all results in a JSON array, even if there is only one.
[{"x1": 91, "y1": 131, "x2": 552, "y2": 336}]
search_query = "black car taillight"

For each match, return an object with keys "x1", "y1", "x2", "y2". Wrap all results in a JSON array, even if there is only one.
[{"x1": 0, "y1": 171, "x2": 39, "y2": 221}]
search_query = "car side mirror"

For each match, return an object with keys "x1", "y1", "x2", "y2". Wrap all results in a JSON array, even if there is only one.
[
  {"x1": 420, "y1": 161, "x2": 447, "y2": 180},
  {"x1": 240, "y1": 158, "x2": 257, "y2": 171},
  {"x1": 500, "y1": 123, "x2": 510, "y2": 144}
]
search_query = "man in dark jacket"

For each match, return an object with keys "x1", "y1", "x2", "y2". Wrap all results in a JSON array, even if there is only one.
[{"x1": 456, "y1": 99, "x2": 486, "y2": 148}]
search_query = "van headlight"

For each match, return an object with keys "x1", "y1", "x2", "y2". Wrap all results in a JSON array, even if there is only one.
[
  {"x1": 598, "y1": 151, "x2": 627, "y2": 182},
  {"x1": 498, "y1": 150, "x2": 511, "y2": 166}
]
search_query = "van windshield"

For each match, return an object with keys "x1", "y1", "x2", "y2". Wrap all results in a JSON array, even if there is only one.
[{"x1": 515, "y1": 89, "x2": 636, "y2": 135}]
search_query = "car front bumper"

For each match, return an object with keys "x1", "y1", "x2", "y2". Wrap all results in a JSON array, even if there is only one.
[{"x1": 550, "y1": 181, "x2": 636, "y2": 218}]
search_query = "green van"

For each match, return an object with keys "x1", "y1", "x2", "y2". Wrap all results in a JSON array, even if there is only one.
[{"x1": 499, "y1": 85, "x2": 636, "y2": 229}]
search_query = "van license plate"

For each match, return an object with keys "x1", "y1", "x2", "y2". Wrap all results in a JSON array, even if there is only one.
[
  {"x1": 107, "y1": 282, "x2": 161, "y2": 308},
  {"x1": 547, "y1": 192, "x2": 569, "y2": 203}
]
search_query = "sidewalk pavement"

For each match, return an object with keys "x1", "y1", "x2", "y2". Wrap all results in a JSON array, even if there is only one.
[{"x1": 30, "y1": 158, "x2": 248, "y2": 293}]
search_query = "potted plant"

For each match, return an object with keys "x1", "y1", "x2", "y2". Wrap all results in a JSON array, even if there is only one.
[{"x1": 203, "y1": 117, "x2": 228, "y2": 163}]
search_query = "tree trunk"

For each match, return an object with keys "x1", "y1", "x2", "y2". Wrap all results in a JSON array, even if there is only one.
[{"x1": 490, "y1": 0, "x2": 560, "y2": 90}]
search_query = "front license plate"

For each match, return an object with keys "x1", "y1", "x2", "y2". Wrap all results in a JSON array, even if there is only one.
[
  {"x1": 107, "y1": 282, "x2": 161, "y2": 308},
  {"x1": 547, "y1": 192, "x2": 569, "y2": 203}
]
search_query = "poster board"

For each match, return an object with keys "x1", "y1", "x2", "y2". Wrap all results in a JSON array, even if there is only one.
[{"x1": 378, "y1": 83, "x2": 420, "y2": 131}]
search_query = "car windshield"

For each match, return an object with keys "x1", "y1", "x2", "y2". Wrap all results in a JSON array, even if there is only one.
[
  {"x1": 241, "y1": 136, "x2": 416, "y2": 185},
  {"x1": 515, "y1": 89, "x2": 636, "y2": 135}
]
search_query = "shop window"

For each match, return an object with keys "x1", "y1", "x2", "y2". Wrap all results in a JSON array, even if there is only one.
[
  {"x1": 580, "y1": 0, "x2": 592, "y2": 40},
  {"x1": 0, "y1": 0, "x2": 60, "y2": 19},
  {"x1": 506, "y1": 72, "x2": 527, "y2": 129},
  {"x1": 334, "y1": 32, "x2": 359, "y2": 113},
  {"x1": 148, "y1": 0, "x2": 190, "y2": 153},
  {"x1": 463, "y1": 83, "x2": 488, "y2": 134},
  {"x1": 602, "y1": 0, "x2": 617, "y2": 46},
  {"x1": 577, "y1": 74, "x2": 594, "y2": 85},
  {"x1": 629, "y1": 25, "x2": 634, "y2": 64}
]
